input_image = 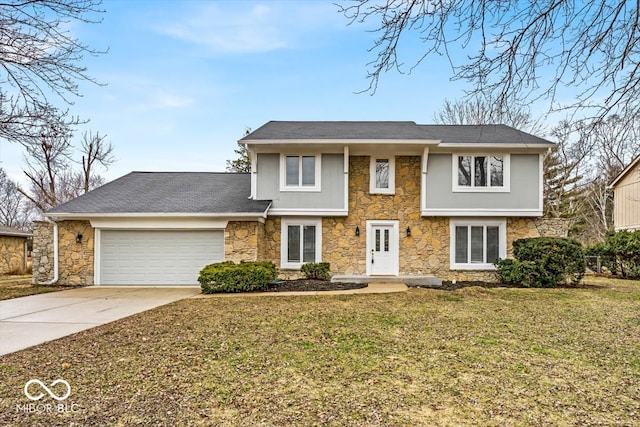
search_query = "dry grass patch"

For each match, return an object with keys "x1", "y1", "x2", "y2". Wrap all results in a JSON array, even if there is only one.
[
  {"x1": 0, "y1": 276, "x2": 77, "y2": 300},
  {"x1": 0, "y1": 280, "x2": 638, "y2": 426}
]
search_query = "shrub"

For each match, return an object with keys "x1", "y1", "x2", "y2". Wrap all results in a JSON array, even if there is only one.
[
  {"x1": 494, "y1": 259, "x2": 540, "y2": 288},
  {"x1": 198, "y1": 261, "x2": 278, "y2": 294},
  {"x1": 586, "y1": 230, "x2": 640, "y2": 278},
  {"x1": 495, "y1": 237, "x2": 585, "y2": 288},
  {"x1": 300, "y1": 262, "x2": 331, "y2": 280}
]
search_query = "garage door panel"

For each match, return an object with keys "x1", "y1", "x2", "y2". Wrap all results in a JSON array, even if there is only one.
[{"x1": 100, "y1": 230, "x2": 223, "y2": 285}]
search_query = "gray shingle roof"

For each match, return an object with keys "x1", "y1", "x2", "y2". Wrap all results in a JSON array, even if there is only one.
[
  {"x1": 241, "y1": 121, "x2": 429, "y2": 140},
  {"x1": 47, "y1": 172, "x2": 270, "y2": 215},
  {"x1": 241, "y1": 121, "x2": 553, "y2": 145},
  {"x1": 0, "y1": 225, "x2": 32, "y2": 237}
]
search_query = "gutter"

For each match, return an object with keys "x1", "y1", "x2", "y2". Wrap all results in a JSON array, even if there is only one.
[{"x1": 41, "y1": 219, "x2": 59, "y2": 285}]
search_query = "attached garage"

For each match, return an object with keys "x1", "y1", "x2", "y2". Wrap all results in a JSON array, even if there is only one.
[
  {"x1": 39, "y1": 172, "x2": 271, "y2": 286},
  {"x1": 99, "y1": 230, "x2": 224, "y2": 285}
]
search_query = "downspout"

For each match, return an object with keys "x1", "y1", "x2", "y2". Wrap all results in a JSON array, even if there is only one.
[{"x1": 43, "y1": 218, "x2": 59, "y2": 285}]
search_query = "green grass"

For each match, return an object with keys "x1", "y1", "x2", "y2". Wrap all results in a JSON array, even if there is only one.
[{"x1": 0, "y1": 278, "x2": 639, "y2": 426}]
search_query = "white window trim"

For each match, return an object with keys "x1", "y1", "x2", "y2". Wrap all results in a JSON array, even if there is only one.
[
  {"x1": 449, "y1": 218, "x2": 507, "y2": 270},
  {"x1": 369, "y1": 156, "x2": 395, "y2": 194},
  {"x1": 279, "y1": 154, "x2": 322, "y2": 192},
  {"x1": 280, "y1": 218, "x2": 322, "y2": 270},
  {"x1": 452, "y1": 154, "x2": 510, "y2": 193}
]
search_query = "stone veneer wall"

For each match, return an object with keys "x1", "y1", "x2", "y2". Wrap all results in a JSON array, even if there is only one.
[
  {"x1": 225, "y1": 221, "x2": 265, "y2": 263},
  {"x1": 263, "y1": 156, "x2": 571, "y2": 282},
  {"x1": 0, "y1": 236, "x2": 28, "y2": 274},
  {"x1": 32, "y1": 220, "x2": 94, "y2": 285},
  {"x1": 32, "y1": 221, "x2": 53, "y2": 284}
]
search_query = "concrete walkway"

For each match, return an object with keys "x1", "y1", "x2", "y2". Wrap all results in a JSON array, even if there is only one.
[
  {"x1": 193, "y1": 282, "x2": 409, "y2": 298},
  {"x1": 0, "y1": 287, "x2": 200, "y2": 355}
]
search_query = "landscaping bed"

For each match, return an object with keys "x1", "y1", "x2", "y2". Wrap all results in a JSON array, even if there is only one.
[{"x1": 266, "y1": 279, "x2": 367, "y2": 292}]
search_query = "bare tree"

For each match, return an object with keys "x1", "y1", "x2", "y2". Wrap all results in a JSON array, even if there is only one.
[
  {"x1": 18, "y1": 122, "x2": 73, "y2": 211},
  {"x1": 0, "y1": 167, "x2": 31, "y2": 229},
  {"x1": 0, "y1": 0, "x2": 105, "y2": 145},
  {"x1": 339, "y1": 1, "x2": 640, "y2": 119},
  {"x1": 18, "y1": 125, "x2": 112, "y2": 212},
  {"x1": 434, "y1": 95, "x2": 544, "y2": 134},
  {"x1": 79, "y1": 131, "x2": 114, "y2": 192},
  {"x1": 543, "y1": 121, "x2": 592, "y2": 221}
]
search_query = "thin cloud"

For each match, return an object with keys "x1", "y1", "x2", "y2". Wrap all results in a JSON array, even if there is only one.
[
  {"x1": 159, "y1": 4, "x2": 286, "y2": 53},
  {"x1": 155, "y1": 2, "x2": 340, "y2": 54}
]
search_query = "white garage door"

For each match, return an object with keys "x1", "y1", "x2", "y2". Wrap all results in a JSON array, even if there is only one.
[{"x1": 100, "y1": 230, "x2": 224, "y2": 285}]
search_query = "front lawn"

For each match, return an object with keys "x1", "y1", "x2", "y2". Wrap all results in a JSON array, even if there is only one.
[
  {"x1": 0, "y1": 276, "x2": 76, "y2": 300},
  {"x1": 1, "y1": 278, "x2": 638, "y2": 426}
]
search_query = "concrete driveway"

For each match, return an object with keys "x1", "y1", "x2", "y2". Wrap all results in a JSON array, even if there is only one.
[{"x1": 0, "y1": 287, "x2": 200, "y2": 356}]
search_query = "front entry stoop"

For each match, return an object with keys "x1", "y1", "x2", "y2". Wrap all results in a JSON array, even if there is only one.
[{"x1": 332, "y1": 275, "x2": 443, "y2": 287}]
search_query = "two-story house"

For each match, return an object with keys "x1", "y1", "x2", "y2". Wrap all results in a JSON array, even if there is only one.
[{"x1": 33, "y1": 121, "x2": 566, "y2": 286}]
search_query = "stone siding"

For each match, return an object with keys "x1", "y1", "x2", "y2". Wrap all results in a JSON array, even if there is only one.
[
  {"x1": 32, "y1": 221, "x2": 54, "y2": 284},
  {"x1": 32, "y1": 220, "x2": 94, "y2": 285},
  {"x1": 225, "y1": 221, "x2": 265, "y2": 263},
  {"x1": 322, "y1": 156, "x2": 562, "y2": 282},
  {"x1": 0, "y1": 235, "x2": 28, "y2": 274}
]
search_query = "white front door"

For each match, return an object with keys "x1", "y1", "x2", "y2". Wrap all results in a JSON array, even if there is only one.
[{"x1": 366, "y1": 221, "x2": 399, "y2": 276}]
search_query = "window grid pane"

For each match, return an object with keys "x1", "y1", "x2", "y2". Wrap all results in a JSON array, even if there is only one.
[
  {"x1": 458, "y1": 156, "x2": 471, "y2": 186},
  {"x1": 287, "y1": 226, "x2": 300, "y2": 262},
  {"x1": 470, "y1": 226, "x2": 484, "y2": 263},
  {"x1": 455, "y1": 226, "x2": 468, "y2": 263},
  {"x1": 303, "y1": 225, "x2": 316, "y2": 262},
  {"x1": 486, "y1": 226, "x2": 499, "y2": 264},
  {"x1": 375, "y1": 229, "x2": 380, "y2": 252},
  {"x1": 474, "y1": 156, "x2": 488, "y2": 187},
  {"x1": 301, "y1": 156, "x2": 315, "y2": 186},
  {"x1": 376, "y1": 159, "x2": 389, "y2": 189},
  {"x1": 286, "y1": 156, "x2": 299, "y2": 186},
  {"x1": 384, "y1": 229, "x2": 389, "y2": 252},
  {"x1": 490, "y1": 156, "x2": 504, "y2": 187}
]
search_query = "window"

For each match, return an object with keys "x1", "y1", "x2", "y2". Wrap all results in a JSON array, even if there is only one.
[
  {"x1": 369, "y1": 156, "x2": 395, "y2": 194},
  {"x1": 281, "y1": 219, "x2": 322, "y2": 269},
  {"x1": 450, "y1": 219, "x2": 506, "y2": 269},
  {"x1": 280, "y1": 155, "x2": 321, "y2": 191},
  {"x1": 454, "y1": 154, "x2": 509, "y2": 192}
]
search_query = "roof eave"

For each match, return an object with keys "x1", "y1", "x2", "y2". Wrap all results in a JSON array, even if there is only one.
[
  {"x1": 609, "y1": 154, "x2": 640, "y2": 188},
  {"x1": 45, "y1": 212, "x2": 270, "y2": 220},
  {"x1": 242, "y1": 139, "x2": 442, "y2": 145}
]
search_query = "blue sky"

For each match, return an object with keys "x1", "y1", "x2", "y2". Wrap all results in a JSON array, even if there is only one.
[{"x1": 2, "y1": 0, "x2": 503, "y2": 184}]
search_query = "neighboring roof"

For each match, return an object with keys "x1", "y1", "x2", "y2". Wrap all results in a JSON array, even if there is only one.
[
  {"x1": 0, "y1": 226, "x2": 32, "y2": 238},
  {"x1": 609, "y1": 154, "x2": 640, "y2": 188},
  {"x1": 241, "y1": 121, "x2": 554, "y2": 146},
  {"x1": 47, "y1": 172, "x2": 271, "y2": 216}
]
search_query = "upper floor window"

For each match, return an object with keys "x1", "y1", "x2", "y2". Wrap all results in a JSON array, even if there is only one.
[
  {"x1": 453, "y1": 154, "x2": 509, "y2": 192},
  {"x1": 370, "y1": 156, "x2": 395, "y2": 194},
  {"x1": 280, "y1": 154, "x2": 321, "y2": 191}
]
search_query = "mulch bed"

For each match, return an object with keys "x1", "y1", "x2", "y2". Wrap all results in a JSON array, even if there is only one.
[
  {"x1": 435, "y1": 280, "x2": 606, "y2": 291},
  {"x1": 266, "y1": 279, "x2": 367, "y2": 292}
]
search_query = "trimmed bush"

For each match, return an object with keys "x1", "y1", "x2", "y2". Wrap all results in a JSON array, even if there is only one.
[
  {"x1": 198, "y1": 261, "x2": 278, "y2": 294},
  {"x1": 494, "y1": 258, "x2": 540, "y2": 288},
  {"x1": 495, "y1": 237, "x2": 585, "y2": 288},
  {"x1": 300, "y1": 262, "x2": 331, "y2": 280}
]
